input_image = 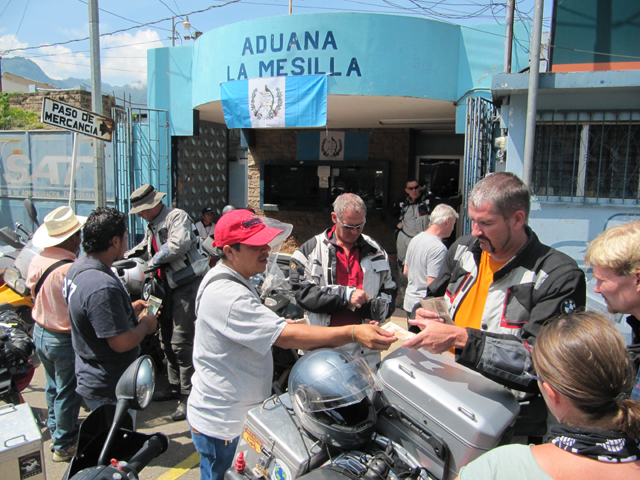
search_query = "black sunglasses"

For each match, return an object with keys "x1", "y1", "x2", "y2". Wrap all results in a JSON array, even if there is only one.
[{"x1": 406, "y1": 185, "x2": 420, "y2": 191}]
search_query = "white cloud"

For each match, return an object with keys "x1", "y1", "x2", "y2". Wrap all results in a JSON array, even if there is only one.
[
  {"x1": 0, "y1": 34, "x2": 29, "y2": 56},
  {"x1": 100, "y1": 29, "x2": 163, "y2": 86},
  {"x1": 32, "y1": 45, "x2": 91, "y2": 81},
  {"x1": 2, "y1": 28, "x2": 163, "y2": 87}
]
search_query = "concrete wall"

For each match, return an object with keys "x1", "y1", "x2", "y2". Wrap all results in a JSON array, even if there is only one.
[{"x1": 6, "y1": 90, "x2": 116, "y2": 120}]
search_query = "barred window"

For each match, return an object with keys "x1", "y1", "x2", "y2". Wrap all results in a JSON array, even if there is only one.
[{"x1": 532, "y1": 112, "x2": 640, "y2": 202}]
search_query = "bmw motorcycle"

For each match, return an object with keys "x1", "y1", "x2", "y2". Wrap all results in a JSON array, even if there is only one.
[
  {"x1": 0, "y1": 199, "x2": 40, "y2": 404},
  {"x1": 225, "y1": 345, "x2": 521, "y2": 480},
  {"x1": 0, "y1": 198, "x2": 42, "y2": 333}
]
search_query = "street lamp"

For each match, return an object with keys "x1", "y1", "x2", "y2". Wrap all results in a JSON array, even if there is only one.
[{"x1": 171, "y1": 16, "x2": 192, "y2": 46}]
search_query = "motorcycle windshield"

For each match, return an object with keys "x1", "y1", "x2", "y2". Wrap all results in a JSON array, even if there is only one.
[
  {"x1": 14, "y1": 240, "x2": 42, "y2": 278},
  {"x1": 259, "y1": 218, "x2": 293, "y2": 297},
  {"x1": 296, "y1": 357, "x2": 378, "y2": 412}
]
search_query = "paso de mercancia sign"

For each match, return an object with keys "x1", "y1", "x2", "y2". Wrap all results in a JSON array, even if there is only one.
[{"x1": 41, "y1": 98, "x2": 113, "y2": 142}]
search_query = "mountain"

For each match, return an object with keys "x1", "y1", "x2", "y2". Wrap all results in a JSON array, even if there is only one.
[{"x1": 2, "y1": 57, "x2": 147, "y2": 105}]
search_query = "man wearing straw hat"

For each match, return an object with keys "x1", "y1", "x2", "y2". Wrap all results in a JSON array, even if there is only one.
[
  {"x1": 26, "y1": 206, "x2": 86, "y2": 462},
  {"x1": 126, "y1": 184, "x2": 208, "y2": 421}
]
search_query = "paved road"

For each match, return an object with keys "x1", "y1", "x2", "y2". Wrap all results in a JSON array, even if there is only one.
[{"x1": 19, "y1": 310, "x2": 410, "y2": 480}]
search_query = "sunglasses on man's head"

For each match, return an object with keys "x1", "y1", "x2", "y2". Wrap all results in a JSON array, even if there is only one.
[
  {"x1": 336, "y1": 217, "x2": 366, "y2": 230},
  {"x1": 406, "y1": 185, "x2": 420, "y2": 191}
]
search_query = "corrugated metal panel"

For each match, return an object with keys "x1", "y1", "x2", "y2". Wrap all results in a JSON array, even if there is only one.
[{"x1": 0, "y1": 130, "x2": 115, "y2": 229}]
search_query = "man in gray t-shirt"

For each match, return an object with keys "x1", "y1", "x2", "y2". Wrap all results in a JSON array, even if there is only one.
[
  {"x1": 403, "y1": 204, "x2": 458, "y2": 312},
  {"x1": 187, "y1": 209, "x2": 397, "y2": 480}
]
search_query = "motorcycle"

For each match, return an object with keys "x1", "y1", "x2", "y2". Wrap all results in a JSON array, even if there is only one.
[
  {"x1": 111, "y1": 258, "x2": 166, "y2": 374},
  {"x1": 63, "y1": 355, "x2": 169, "y2": 480},
  {"x1": 0, "y1": 198, "x2": 42, "y2": 333},
  {"x1": 0, "y1": 311, "x2": 35, "y2": 405},
  {"x1": 225, "y1": 346, "x2": 520, "y2": 480},
  {"x1": 0, "y1": 199, "x2": 41, "y2": 404}
]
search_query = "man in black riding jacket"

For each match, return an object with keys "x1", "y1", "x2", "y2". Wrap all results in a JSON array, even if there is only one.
[
  {"x1": 403, "y1": 172, "x2": 587, "y2": 438},
  {"x1": 289, "y1": 193, "x2": 398, "y2": 371}
]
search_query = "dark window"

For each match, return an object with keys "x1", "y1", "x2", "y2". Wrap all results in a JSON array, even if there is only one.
[{"x1": 533, "y1": 112, "x2": 640, "y2": 201}]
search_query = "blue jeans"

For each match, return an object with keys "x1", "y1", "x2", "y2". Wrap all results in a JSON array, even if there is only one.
[
  {"x1": 191, "y1": 429, "x2": 239, "y2": 480},
  {"x1": 33, "y1": 324, "x2": 82, "y2": 452}
]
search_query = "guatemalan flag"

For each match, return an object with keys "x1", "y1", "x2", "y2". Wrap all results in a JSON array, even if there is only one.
[{"x1": 220, "y1": 75, "x2": 327, "y2": 129}]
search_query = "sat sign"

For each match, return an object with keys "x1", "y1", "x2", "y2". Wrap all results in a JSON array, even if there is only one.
[{"x1": 41, "y1": 98, "x2": 113, "y2": 142}]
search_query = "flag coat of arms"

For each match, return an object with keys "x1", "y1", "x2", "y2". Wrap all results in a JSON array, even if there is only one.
[{"x1": 221, "y1": 75, "x2": 327, "y2": 129}]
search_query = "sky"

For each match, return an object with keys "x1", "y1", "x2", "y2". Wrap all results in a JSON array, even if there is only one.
[{"x1": 0, "y1": 0, "x2": 551, "y2": 87}]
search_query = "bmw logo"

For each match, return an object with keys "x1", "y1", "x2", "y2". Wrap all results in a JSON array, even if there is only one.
[{"x1": 561, "y1": 299, "x2": 576, "y2": 314}]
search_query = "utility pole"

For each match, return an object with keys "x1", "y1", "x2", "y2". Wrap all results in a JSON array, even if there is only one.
[
  {"x1": 522, "y1": 0, "x2": 544, "y2": 188},
  {"x1": 89, "y1": 0, "x2": 106, "y2": 208},
  {"x1": 504, "y1": 0, "x2": 515, "y2": 73}
]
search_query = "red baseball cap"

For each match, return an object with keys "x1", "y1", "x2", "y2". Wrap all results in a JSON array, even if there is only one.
[{"x1": 214, "y1": 209, "x2": 283, "y2": 247}]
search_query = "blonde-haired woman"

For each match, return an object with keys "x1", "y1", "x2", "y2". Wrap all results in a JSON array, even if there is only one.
[{"x1": 458, "y1": 311, "x2": 640, "y2": 479}]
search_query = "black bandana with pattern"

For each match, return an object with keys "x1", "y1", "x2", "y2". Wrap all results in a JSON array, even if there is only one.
[{"x1": 544, "y1": 424, "x2": 640, "y2": 463}]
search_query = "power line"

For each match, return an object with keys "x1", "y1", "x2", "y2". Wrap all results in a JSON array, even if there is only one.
[
  {"x1": 20, "y1": 39, "x2": 163, "y2": 59},
  {"x1": 26, "y1": 55, "x2": 146, "y2": 74},
  {"x1": 75, "y1": 0, "x2": 173, "y2": 32},
  {"x1": 157, "y1": 0, "x2": 178, "y2": 16},
  {"x1": 2, "y1": 0, "x2": 241, "y2": 55},
  {"x1": 6, "y1": 0, "x2": 29, "y2": 54},
  {"x1": 0, "y1": 0, "x2": 14, "y2": 20}
]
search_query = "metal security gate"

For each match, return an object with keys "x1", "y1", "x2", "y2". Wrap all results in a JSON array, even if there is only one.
[
  {"x1": 462, "y1": 97, "x2": 497, "y2": 234},
  {"x1": 112, "y1": 107, "x2": 170, "y2": 244},
  {"x1": 174, "y1": 120, "x2": 229, "y2": 221}
]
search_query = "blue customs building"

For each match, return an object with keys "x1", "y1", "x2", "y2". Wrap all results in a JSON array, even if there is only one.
[{"x1": 126, "y1": 12, "x2": 530, "y2": 253}]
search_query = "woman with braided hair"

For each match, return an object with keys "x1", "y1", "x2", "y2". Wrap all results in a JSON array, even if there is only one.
[{"x1": 458, "y1": 311, "x2": 640, "y2": 479}]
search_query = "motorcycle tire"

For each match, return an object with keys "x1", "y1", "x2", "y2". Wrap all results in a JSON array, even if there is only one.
[{"x1": 140, "y1": 333, "x2": 165, "y2": 374}]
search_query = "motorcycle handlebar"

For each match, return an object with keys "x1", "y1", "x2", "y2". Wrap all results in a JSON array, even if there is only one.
[{"x1": 126, "y1": 433, "x2": 169, "y2": 476}]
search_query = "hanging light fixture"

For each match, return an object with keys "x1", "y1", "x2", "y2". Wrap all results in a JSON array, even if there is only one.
[{"x1": 182, "y1": 16, "x2": 191, "y2": 31}]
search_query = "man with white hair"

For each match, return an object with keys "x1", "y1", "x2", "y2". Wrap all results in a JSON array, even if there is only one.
[
  {"x1": 290, "y1": 193, "x2": 398, "y2": 370},
  {"x1": 402, "y1": 203, "x2": 458, "y2": 314}
]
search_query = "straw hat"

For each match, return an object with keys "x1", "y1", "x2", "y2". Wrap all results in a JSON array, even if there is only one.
[
  {"x1": 32, "y1": 206, "x2": 87, "y2": 249},
  {"x1": 128, "y1": 184, "x2": 167, "y2": 215}
]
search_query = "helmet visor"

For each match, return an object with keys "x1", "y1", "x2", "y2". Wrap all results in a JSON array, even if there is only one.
[{"x1": 295, "y1": 356, "x2": 378, "y2": 412}]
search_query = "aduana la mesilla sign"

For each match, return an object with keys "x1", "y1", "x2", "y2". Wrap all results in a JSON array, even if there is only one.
[{"x1": 226, "y1": 30, "x2": 362, "y2": 81}]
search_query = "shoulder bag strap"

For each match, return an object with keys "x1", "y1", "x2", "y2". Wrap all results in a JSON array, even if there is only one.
[{"x1": 33, "y1": 259, "x2": 74, "y2": 299}]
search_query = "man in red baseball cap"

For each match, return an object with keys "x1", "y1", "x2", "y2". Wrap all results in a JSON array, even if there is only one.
[{"x1": 187, "y1": 209, "x2": 397, "y2": 480}]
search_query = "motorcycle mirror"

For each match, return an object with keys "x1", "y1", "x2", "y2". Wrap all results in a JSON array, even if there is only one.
[
  {"x1": 0, "y1": 227, "x2": 25, "y2": 249},
  {"x1": 97, "y1": 356, "x2": 155, "y2": 466},
  {"x1": 112, "y1": 259, "x2": 137, "y2": 270},
  {"x1": 23, "y1": 198, "x2": 39, "y2": 227},
  {"x1": 116, "y1": 355, "x2": 155, "y2": 410}
]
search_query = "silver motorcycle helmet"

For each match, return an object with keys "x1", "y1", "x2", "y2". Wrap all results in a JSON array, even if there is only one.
[
  {"x1": 288, "y1": 349, "x2": 378, "y2": 450},
  {"x1": 119, "y1": 257, "x2": 147, "y2": 296}
]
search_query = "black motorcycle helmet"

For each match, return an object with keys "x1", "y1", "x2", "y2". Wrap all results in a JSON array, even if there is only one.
[{"x1": 288, "y1": 349, "x2": 378, "y2": 450}]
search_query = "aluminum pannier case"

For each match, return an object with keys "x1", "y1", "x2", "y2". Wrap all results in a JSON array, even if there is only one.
[
  {"x1": 0, "y1": 403, "x2": 46, "y2": 480},
  {"x1": 375, "y1": 348, "x2": 519, "y2": 480},
  {"x1": 226, "y1": 394, "x2": 328, "y2": 480}
]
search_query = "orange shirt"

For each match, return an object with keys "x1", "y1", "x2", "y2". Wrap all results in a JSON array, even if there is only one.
[{"x1": 454, "y1": 252, "x2": 507, "y2": 330}]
